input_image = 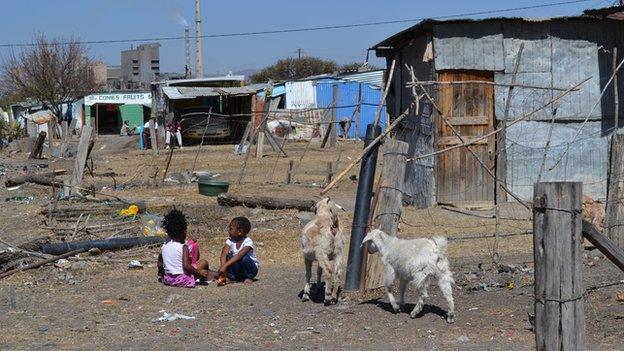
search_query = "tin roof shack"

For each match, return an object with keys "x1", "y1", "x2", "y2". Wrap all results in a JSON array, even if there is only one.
[
  {"x1": 83, "y1": 92, "x2": 152, "y2": 134},
  {"x1": 153, "y1": 76, "x2": 254, "y2": 144},
  {"x1": 373, "y1": 8, "x2": 624, "y2": 208},
  {"x1": 263, "y1": 70, "x2": 387, "y2": 140}
]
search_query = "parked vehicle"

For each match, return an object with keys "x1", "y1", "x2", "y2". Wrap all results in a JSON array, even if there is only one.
[{"x1": 179, "y1": 107, "x2": 231, "y2": 144}]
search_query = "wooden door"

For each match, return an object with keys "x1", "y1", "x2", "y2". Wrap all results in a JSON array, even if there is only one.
[{"x1": 436, "y1": 70, "x2": 495, "y2": 206}]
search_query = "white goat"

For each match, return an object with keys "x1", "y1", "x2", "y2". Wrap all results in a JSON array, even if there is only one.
[
  {"x1": 301, "y1": 198, "x2": 345, "y2": 305},
  {"x1": 362, "y1": 229, "x2": 456, "y2": 323}
]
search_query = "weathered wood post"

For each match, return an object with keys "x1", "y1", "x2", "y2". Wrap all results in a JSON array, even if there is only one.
[
  {"x1": 68, "y1": 126, "x2": 93, "y2": 196},
  {"x1": 533, "y1": 182, "x2": 586, "y2": 351},
  {"x1": 363, "y1": 139, "x2": 409, "y2": 289},
  {"x1": 286, "y1": 160, "x2": 295, "y2": 184},
  {"x1": 606, "y1": 133, "x2": 624, "y2": 248},
  {"x1": 325, "y1": 162, "x2": 334, "y2": 184},
  {"x1": 330, "y1": 84, "x2": 338, "y2": 147},
  {"x1": 149, "y1": 119, "x2": 158, "y2": 155},
  {"x1": 29, "y1": 131, "x2": 47, "y2": 159}
]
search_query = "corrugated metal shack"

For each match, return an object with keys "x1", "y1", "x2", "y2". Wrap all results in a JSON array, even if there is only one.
[
  {"x1": 152, "y1": 76, "x2": 255, "y2": 142},
  {"x1": 373, "y1": 6, "x2": 624, "y2": 208},
  {"x1": 264, "y1": 70, "x2": 387, "y2": 139}
]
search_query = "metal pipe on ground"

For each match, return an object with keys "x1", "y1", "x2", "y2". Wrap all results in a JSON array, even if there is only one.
[
  {"x1": 42, "y1": 236, "x2": 164, "y2": 255},
  {"x1": 344, "y1": 124, "x2": 381, "y2": 291}
]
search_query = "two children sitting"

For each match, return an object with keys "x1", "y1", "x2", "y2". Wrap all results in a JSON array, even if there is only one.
[{"x1": 158, "y1": 209, "x2": 259, "y2": 288}]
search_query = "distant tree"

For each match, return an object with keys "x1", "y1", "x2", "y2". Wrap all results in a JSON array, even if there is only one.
[
  {"x1": 340, "y1": 62, "x2": 380, "y2": 73},
  {"x1": 1, "y1": 34, "x2": 100, "y2": 121},
  {"x1": 250, "y1": 57, "x2": 339, "y2": 83}
]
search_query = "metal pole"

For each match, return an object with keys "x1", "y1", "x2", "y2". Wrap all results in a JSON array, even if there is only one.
[
  {"x1": 195, "y1": 0, "x2": 204, "y2": 78},
  {"x1": 344, "y1": 123, "x2": 381, "y2": 291}
]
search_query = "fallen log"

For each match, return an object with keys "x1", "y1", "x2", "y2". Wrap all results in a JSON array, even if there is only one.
[
  {"x1": 5, "y1": 169, "x2": 67, "y2": 187},
  {"x1": 0, "y1": 249, "x2": 86, "y2": 280},
  {"x1": 217, "y1": 192, "x2": 315, "y2": 211},
  {"x1": 42, "y1": 236, "x2": 165, "y2": 255}
]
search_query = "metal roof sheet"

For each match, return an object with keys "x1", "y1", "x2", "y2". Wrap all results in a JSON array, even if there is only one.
[
  {"x1": 371, "y1": 8, "x2": 624, "y2": 50},
  {"x1": 338, "y1": 70, "x2": 385, "y2": 88},
  {"x1": 163, "y1": 86, "x2": 257, "y2": 99}
]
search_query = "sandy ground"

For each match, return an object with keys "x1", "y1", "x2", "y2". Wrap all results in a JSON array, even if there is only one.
[{"x1": 1, "y1": 137, "x2": 623, "y2": 350}]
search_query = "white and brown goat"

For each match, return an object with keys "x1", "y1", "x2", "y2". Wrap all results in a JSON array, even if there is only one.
[{"x1": 301, "y1": 198, "x2": 345, "y2": 305}]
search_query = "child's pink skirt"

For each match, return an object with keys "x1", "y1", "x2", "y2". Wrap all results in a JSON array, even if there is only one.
[{"x1": 162, "y1": 272, "x2": 196, "y2": 288}]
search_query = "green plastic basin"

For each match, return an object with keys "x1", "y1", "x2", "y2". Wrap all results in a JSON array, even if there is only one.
[{"x1": 197, "y1": 177, "x2": 229, "y2": 197}]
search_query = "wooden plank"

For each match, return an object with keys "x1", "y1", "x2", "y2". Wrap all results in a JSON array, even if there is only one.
[
  {"x1": 582, "y1": 220, "x2": 624, "y2": 272},
  {"x1": 68, "y1": 126, "x2": 93, "y2": 196},
  {"x1": 437, "y1": 136, "x2": 489, "y2": 147},
  {"x1": 606, "y1": 133, "x2": 624, "y2": 248},
  {"x1": 59, "y1": 121, "x2": 68, "y2": 157},
  {"x1": 446, "y1": 116, "x2": 488, "y2": 125},
  {"x1": 364, "y1": 139, "x2": 409, "y2": 290},
  {"x1": 533, "y1": 182, "x2": 586, "y2": 351}
]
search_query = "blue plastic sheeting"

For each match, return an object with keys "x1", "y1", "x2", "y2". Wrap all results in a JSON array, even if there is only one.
[
  {"x1": 315, "y1": 79, "x2": 386, "y2": 139},
  {"x1": 506, "y1": 121, "x2": 608, "y2": 201}
]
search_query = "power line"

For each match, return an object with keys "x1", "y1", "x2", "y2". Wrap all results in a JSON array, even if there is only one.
[{"x1": 0, "y1": 0, "x2": 593, "y2": 48}]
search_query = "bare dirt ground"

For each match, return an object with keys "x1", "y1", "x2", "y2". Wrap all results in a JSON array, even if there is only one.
[{"x1": 1, "y1": 137, "x2": 623, "y2": 350}]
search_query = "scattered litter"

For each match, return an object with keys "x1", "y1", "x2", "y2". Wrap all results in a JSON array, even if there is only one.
[
  {"x1": 141, "y1": 214, "x2": 165, "y2": 237},
  {"x1": 457, "y1": 335, "x2": 470, "y2": 343},
  {"x1": 101, "y1": 299, "x2": 115, "y2": 305},
  {"x1": 88, "y1": 248, "x2": 102, "y2": 256},
  {"x1": 152, "y1": 310, "x2": 196, "y2": 322},
  {"x1": 6, "y1": 186, "x2": 20, "y2": 191},
  {"x1": 468, "y1": 307, "x2": 479, "y2": 311},
  {"x1": 506, "y1": 281, "x2": 515, "y2": 290},
  {"x1": 251, "y1": 208, "x2": 261, "y2": 215},
  {"x1": 128, "y1": 260, "x2": 143, "y2": 269},
  {"x1": 269, "y1": 322, "x2": 276, "y2": 327},
  {"x1": 54, "y1": 259, "x2": 71, "y2": 269},
  {"x1": 498, "y1": 264, "x2": 517, "y2": 273},
  {"x1": 616, "y1": 292, "x2": 624, "y2": 302},
  {"x1": 119, "y1": 204, "x2": 140, "y2": 217},
  {"x1": 5, "y1": 196, "x2": 34, "y2": 203}
]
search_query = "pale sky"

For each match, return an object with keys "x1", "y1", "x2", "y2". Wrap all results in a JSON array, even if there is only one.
[{"x1": 0, "y1": 0, "x2": 611, "y2": 75}]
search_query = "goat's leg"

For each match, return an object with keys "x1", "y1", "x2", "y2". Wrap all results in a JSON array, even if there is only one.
[
  {"x1": 315, "y1": 264, "x2": 322, "y2": 293},
  {"x1": 408, "y1": 273, "x2": 428, "y2": 318},
  {"x1": 315, "y1": 252, "x2": 334, "y2": 305},
  {"x1": 329, "y1": 253, "x2": 343, "y2": 304},
  {"x1": 398, "y1": 278, "x2": 408, "y2": 312},
  {"x1": 302, "y1": 258, "x2": 312, "y2": 302},
  {"x1": 437, "y1": 270, "x2": 455, "y2": 323},
  {"x1": 384, "y1": 267, "x2": 400, "y2": 313}
]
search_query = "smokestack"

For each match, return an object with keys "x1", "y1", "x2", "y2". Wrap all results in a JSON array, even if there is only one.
[
  {"x1": 184, "y1": 27, "x2": 191, "y2": 78},
  {"x1": 195, "y1": 0, "x2": 204, "y2": 78}
]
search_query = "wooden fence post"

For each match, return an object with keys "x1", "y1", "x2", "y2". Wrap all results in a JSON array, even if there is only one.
[
  {"x1": 29, "y1": 131, "x2": 47, "y2": 159},
  {"x1": 68, "y1": 126, "x2": 93, "y2": 196},
  {"x1": 533, "y1": 182, "x2": 586, "y2": 351},
  {"x1": 363, "y1": 139, "x2": 409, "y2": 289},
  {"x1": 149, "y1": 119, "x2": 158, "y2": 155},
  {"x1": 330, "y1": 84, "x2": 338, "y2": 147},
  {"x1": 325, "y1": 162, "x2": 334, "y2": 184},
  {"x1": 286, "y1": 160, "x2": 295, "y2": 184},
  {"x1": 606, "y1": 133, "x2": 624, "y2": 248}
]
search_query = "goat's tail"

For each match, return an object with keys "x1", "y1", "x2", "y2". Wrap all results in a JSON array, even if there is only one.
[{"x1": 431, "y1": 236, "x2": 448, "y2": 255}]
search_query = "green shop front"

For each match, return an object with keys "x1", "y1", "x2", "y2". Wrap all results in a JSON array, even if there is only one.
[{"x1": 84, "y1": 92, "x2": 152, "y2": 134}]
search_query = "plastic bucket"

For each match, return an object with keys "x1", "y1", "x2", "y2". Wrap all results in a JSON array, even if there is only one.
[{"x1": 197, "y1": 177, "x2": 230, "y2": 197}]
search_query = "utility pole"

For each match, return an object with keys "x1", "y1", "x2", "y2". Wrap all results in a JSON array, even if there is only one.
[
  {"x1": 184, "y1": 27, "x2": 191, "y2": 78},
  {"x1": 195, "y1": 0, "x2": 204, "y2": 78},
  {"x1": 297, "y1": 47, "x2": 303, "y2": 59}
]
